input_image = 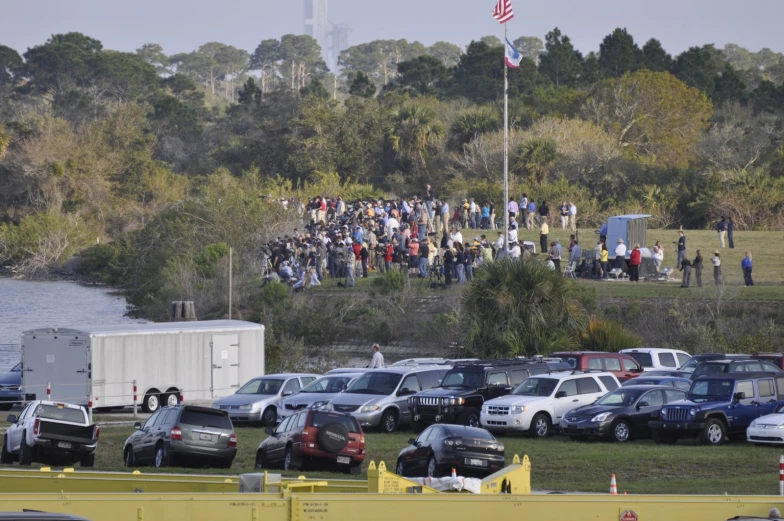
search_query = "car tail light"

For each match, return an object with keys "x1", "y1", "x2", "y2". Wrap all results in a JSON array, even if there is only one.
[
  {"x1": 93, "y1": 426, "x2": 100, "y2": 440},
  {"x1": 302, "y1": 430, "x2": 310, "y2": 444},
  {"x1": 170, "y1": 426, "x2": 183, "y2": 441},
  {"x1": 33, "y1": 418, "x2": 40, "y2": 436},
  {"x1": 228, "y1": 433, "x2": 237, "y2": 448}
]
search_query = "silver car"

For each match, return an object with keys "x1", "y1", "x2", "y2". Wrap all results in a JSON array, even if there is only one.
[
  {"x1": 278, "y1": 372, "x2": 364, "y2": 421},
  {"x1": 211, "y1": 373, "x2": 318, "y2": 426},
  {"x1": 327, "y1": 366, "x2": 449, "y2": 433}
]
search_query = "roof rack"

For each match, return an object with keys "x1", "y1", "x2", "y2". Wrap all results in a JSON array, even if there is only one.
[{"x1": 453, "y1": 358, "x2": 570, "y2": 369}]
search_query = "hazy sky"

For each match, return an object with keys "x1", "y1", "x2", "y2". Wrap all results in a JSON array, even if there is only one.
[{"x1": 2, "y1": 0, "x2": 783, "y2": 58}]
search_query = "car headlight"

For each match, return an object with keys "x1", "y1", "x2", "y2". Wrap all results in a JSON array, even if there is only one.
[
  {"x1": 496, "y1": 443, "x2": 504, "y2": 452},
  {"x1": 777, "y1": 424, "x2": 784, "y2": 430},
  {"x1": 310, "y1": 401, "x2": 328, "y2": 409},
  {"x1": 442, "y1": 397, "x2": 452, "y2": 405},
  {"x1": 689, "y1": 408, "x2": 697, "y2": 417},
  {"x1": 481, "y1": 405, "x2": 488, "y2": 413},
  {"x1": 239, "y1": 404, "x2": 254, "y2": 410},
  {"x1": 451, "y1": 398, "x2": 465, "y2": 405},
  {"x1": 211, "y1": 403, "x2": 221, "y2": 409},
  {"x1": 511, "y1": 405, "x2": 527, "y2": 414},
  {"x1": 590, "y1": 412, "x2": 612, "y2": 422},
  {"x1": 360, "y1": 405, "x2": 380, "y2": 413}
]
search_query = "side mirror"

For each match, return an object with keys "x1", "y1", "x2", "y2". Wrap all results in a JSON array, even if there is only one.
[
  {"x1": 6, "y1": 414, "x2": 16, "y2": 423},
  {"x1": 632, "y1": 367, "x2": 643, "y2": 373},
  {"x1": 408, "y1": 438, "x2": 418, "y2": 446},
  {"x1": 397, "y1": 388, "x2": 414, "y2": 396},
  {"x1": 734, "y1": 392, "x2": 746, "y2": 402},
  {"x1": 282, "y1": 391, "x2": 293, "y2": 397},
  {"x1": 265, "y1": 427, "x2": 274, "y2": 435},
  {"x1": 134, "y1": 421, "x2": 142, "y2": 430},
  {"x1": 555, "y1": 391, "x2": 567, "y2": 399},
  {"x1": 636, "y1": 401, "x2": 649, "y2": 409}
]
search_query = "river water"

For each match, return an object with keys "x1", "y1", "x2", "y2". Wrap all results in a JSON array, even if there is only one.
[{"x1": 0, "y1": 278, "x2": 139, "y2": 372}]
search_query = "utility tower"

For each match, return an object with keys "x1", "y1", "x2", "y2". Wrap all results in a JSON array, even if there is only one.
[{"x1": 303, "y1": 0, "x2": 350, "y2": 72}]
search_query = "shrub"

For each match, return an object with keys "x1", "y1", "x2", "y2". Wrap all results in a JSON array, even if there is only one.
[
  {"x1": 577, "y1": 317, "x2": 643, "y2": 352},
  {"x1": 372, "y1": 269, "x2": 407, "y2": 292}
]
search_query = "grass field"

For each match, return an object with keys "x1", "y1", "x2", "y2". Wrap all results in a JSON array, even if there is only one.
[{"x1": 3, "y1": 415, "x2": 784, "y2": 495}]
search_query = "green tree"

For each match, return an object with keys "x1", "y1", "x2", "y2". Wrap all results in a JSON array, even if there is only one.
[
  {"x1": 449, "y1": 106, "x2": 500, "y2": 150},
  {"x1": 339, "y1": 39, "x2": 427, "y2": 85},
  {"x1": 514, "y1": 138, "x2": 557, "y2": 182},
  {"x1": 238, "y1": 77, "x2": 262, "y2": 105},
  {"x1": 479, "y1": 36, "x2": 502, "y2": 47},
  {"x1": 598, "y1": 28, "x2": 642, "y2": 78},
  {"x1": 641, "y1": 38, "x2": 673, "y2": 72},
  {"x1": 300, "y1": 77, "x2": 329, "y2": 99},
  {"x1": 135, "y1": 43, "x2": 170, "y2": 74},
  {"x1": 427, "y1": 41, "x2": 462, "y2": 68},
  {"x1": 0, "y1": 44, "x2": 23, "y2": 87},
  {"x1": 722, "y1": 43, "x2": 755, "y2": 71},
  {"x1": 713, "y1": 64, "x2": 747, "y2": 103},
  {"x1": 249, "y1": 38, "x2": 281, "y2": 95},
  {"x1": 581, "y1": 52, "x2": 602, "y2": 84},
  {"x1": 279, "y1": 34, "x2": 328, "y2": 90},
  {"x1": 0, "y1": 124, "x2": 10, "y2": 158},
  {"x1": 348, "y1": 71, "x2": 376, "y2": 98},
  {"x1": 512, "y1": 36, "x2": 544, "y2": 63},
  {"x1": 385, "y1": 103, "x2": 446, "y2": 174},
  {"x1": 393, "y1": 55, "x2": 448, "y2": 96},
  {"x1": 672, "y1": 44, "x2": 728, "y2": 98},
  {"x1": 538, "y1": 27, "x2": 583, "y2": 87}
]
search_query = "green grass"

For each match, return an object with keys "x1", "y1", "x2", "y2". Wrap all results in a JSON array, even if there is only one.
[{"x1": 5, "y1": 416, "x2": 784, "y2": 495}]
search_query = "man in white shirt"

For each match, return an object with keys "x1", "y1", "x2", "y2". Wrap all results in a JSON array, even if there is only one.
[
  {"x1": 468, "y1": 198, "x2": 478, "y2": 229},
  {"x1": 386, "y1": 216, "x2": 400, "y2": 238},
  {"x1": 508, "y1": 224, "x2": 518, "y2": 244},
  {"x1": 614, "y1": 238, "x2": 627, "y2": 270},
  {"x1": 368, "y1": 344, "x2": 384, "y2": 368},
  {"x1": 440, "y1": 201, "x2": 450, "y2": 235},
  {"x1": 569, "y1": 202, "x2": 577, "y2": 232},
  {"x1": 509, "y1": 241, "x2": 522, "y2": 259},
  {"x1": 448, "y1": 227, "x2": 463, "y2": 249},
  {"x1": 495, "y1": 232, "x2": 505, "y2": 258}
]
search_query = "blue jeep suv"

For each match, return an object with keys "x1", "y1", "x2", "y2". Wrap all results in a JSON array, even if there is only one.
[{"x1": 648, "y1": 372, "x2": 783, "y2": 445}]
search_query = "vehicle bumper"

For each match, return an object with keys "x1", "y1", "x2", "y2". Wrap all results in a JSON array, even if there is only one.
[
  {"x1": 648, "y1": 420, "x2": 703, "y2": 436},
  {"x1": 170, "y1": 441, "x2": 237, "y2": 461},
  {"x1": 34, "y1": 439, "x2": 97, "y2": 456},
  {"x1": 747, "y1": 427, "x2": 784, "y2": 444},
  {"x1": 437, "y1": 451, "x2": 505, "y2": 476},
  {"x1": 226, "y1": 410, "x2": 263, "y2": 422},
  {"x1": 479, "y1": 412, "x2": 531, "y2": 432},
  {"x1": 411, "y1": 405, "x2": 460, "y2": 425},
  {"x1": 349, "y1": 410, "x2": 383, "y2": 428},
  {"x1": 0, "y1": 388, "x2": 21, "y2": 405},
  {"x1": 560, "y1": 420, "x2": 613, "y2": 437}
]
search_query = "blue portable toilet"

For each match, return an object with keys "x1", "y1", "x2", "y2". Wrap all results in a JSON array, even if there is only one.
[{"x1": 605, "y1": 214, "x2": 657, "y2": 279}]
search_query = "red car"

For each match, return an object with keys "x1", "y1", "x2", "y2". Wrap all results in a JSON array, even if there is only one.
[
  {"x1": 751, "y1": 353, "x2": 784, "y2": 371},
  {"x1": 256, "y1": 409, "x2": 365, "y2": 474},
  {"x1": 552, "y1": 351, "x2": 644, "y2": 382}
]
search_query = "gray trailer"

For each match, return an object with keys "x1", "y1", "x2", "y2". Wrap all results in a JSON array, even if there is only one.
[{"x1": 21, "y1": 320, "x2": 265, "y2": 413}]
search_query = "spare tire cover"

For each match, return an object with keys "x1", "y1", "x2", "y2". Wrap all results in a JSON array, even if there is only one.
[{"x1": 316, "y1": 423, "x2": 350, "y2": 453}]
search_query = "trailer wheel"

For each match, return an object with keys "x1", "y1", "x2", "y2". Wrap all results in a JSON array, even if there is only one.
[
  {"x1": 142, "y1": 393, "x2": 160, "y2": 413},
  {"x1": 164, "y1": 393, "x2": 180, "y2": 408}
]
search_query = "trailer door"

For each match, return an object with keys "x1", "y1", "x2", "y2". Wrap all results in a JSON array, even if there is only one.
[
  {"x1": 23, "y1": 335, "x2": 90, "y2": 405},
  {"x1": 211, "y1": 335, "x2": 239, "y2": 398}
]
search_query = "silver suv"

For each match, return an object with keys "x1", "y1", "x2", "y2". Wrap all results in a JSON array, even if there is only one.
[
  {"x1": 326, "y1": 366, "x2": 450, "y2": 433},
  {"x1": 211, "y1": 373, "x2": 318, "y2": 426}
]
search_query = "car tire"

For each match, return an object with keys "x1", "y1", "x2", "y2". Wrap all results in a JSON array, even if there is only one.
[
  {"x1": 219, "y1": 458, "x2": 233, "y2": 469},
  {"x1": 349, "y1": 463, "x2": 362, "y2": 475},
  {"x1": 124, "y1": 446, "x2": 135, "y2": 468},
  {"x1": 255, "y1": 450, "x2": 266, "y2": 469},
  {"x1": 283, "y1": 447, "x2": 296, "y2": 471},
  {"x1": 19, "y1": 436, "x2": 33, "y2": 466},
  {"x1": 426, "y1": 455, "x2": 438, "y2": 478},
  {"x1": 396, "y1": 459, "x2": 406, "y2": 477},
  {"x1": 154, "y1": 443, "x2": 170, "y2": 468},
  {"x1": 0, "y1": 436, "x2": 12, "y2": 464},
  {"x1": 611, "y1": 420, "x2": 631, "y2": 443},
  {"x1": 164, "y1": 393, "x2": 180, "y2": 408},
  {"x1": 700, "y1": 418, "x2": 726, "y2": 446},
  {"x1": 142, "y1": 393, "x2": 160, "y2": 414},
  {"x1": 378, "y1": 409, "x2": 398, "y2": 433},
  {"x1": 80, "y1": 453, "x2": 95, "y2": 468},
  {"x1": 457, "y1": 408, "x2": 481, "y2": 428},
  {"x1": 529, "y1": 413, "x2": 551, "y2": 438},
  {"x1": 652, "y1": 431, "x2": 678, "y2": 445},
  {"x1": 262, "y1": 407, "x2": 277, "y2": 427}
]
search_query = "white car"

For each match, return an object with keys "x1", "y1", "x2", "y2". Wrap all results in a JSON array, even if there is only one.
[
  {"x1": 748, "y1": 405, "x2": 784, "y2": 445},
  {"x1": 480, "y1": 371, "x2": 620, "y2": 437},
  {"x1": 620, "y1": 348, "x2": 691, "y2": 372}
]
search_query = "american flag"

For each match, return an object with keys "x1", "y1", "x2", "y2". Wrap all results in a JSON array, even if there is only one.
[{"x1": 492, "y1": 0, "x2": 514, "y2": 23}]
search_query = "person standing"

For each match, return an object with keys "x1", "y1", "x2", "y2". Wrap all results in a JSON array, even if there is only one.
[
  {"x1": 418, "y1": 238, "x2": 430, "y2": 278},
  {"x1": 520, "y1": 194, "x2": 529, "y2": 228},
  {"x1": 481, "y1": 202, "x2": 490, "y2": 230},
  {"x1": 569, "y1": 202, "x2": 577, "y2": 232},
  {"x1": 600, "y1": 243, "x2": 609, "y2": 279},
  {"x1": 559, "y1": 201, "x2": 570, "y2": 230},
  {"x1": 527, "y1": 199, "x2": 537, "y2": 229},
  {"x1": 368, "y1": 344, "x2": 385, "y2": 368},
  {"x1": 440, "y1": 200, "x2": 450, "y2": 235},
  {"x1": 539, "y1": 200, "x2": 550, "y2": 226},
  {"x1": 507, "y1": 197, "x2": 518, "y2": 223},
  {"x1": 712, "y1": 251, "x2": 722, "y2": 285},
  {"x1": 674, "y1": 231, "x2": 686, "y2": 269},
  {"x1": 549, "y1": 241, "x2": 561, "y2": 273},
  {"x1": 728, "y1": 217, "x2": 735, "y2": 249},
  {"x1": 742, "y1": 251, "x2": 754, "y2": 287},
  {"x1": 680, "y1": 258, "x2": 693, "y2": 288},
  {"x1": 424, "y1": 184, "x2": 434, "y2": 219},
  {"x1": 539, "y1": 221, "x2": 549, "y2": 255},
  {"x1": 629, "y1": 244, "x2": 642, "y2": 282},
  {"x1": 593, "y1": 240, "x2": 604, "y2": 278},
  {"x1": 717, "y1": 217, "x2": 727, "y2": 248},
  {"x1": 489, "y1": 200, "x2": 496, "y2": 230},
  {"x1": 693, "y1": 250, "x2": 704, "y2": 288},
  {"x1": 652, "y1": 241, "x2": 664, "y2": 272},
  {"x1": 614, "y1": 238, "x2": 627, "y2": 271}
]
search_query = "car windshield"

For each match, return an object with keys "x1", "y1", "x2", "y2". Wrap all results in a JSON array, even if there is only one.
[
  {"x1": 595, "y1": 388, "x2": 644, "y2": 406},
  {"x1": 346, "y1": 372, "x2": 402, "y2": 395},
  {"x1": 441, "y1": 370, "x2": 485, "y2": 388},
  {"x1": 512, "y1": 378, "x2": 558, "y2": 397},
  {"x1": 623, "y1": 378, "x2": 661, "y2": 387},
  {"x1": 302, "y1": 376, "x2": 354, "y2": 394},
  {"x1": 561, "y1": 357, "x2": 579, "y2": 369},
  {"x1": 236, "y1": 378, "x2": 284, "y2": 395},
  {"x1": 689, "y1": 379, "x2": 734, "y2": 401},
  {"x1": 312, "y1": 411, "x2": 360, "y2": 433},
  {"x1": 180, "y1": 409, "x2": 233, "y2": 429},
  {"x1": 10, "y1": 363, "x2": 21, "y2": 372},
  {"x1": 34, "y1": 404, "x2": 86, "y2": 423},
  {"x1": 627, "y1": 353, "x2": 653, "y2": 368},
  {"x1": 692, "y1": 364, "x2": 728, "y2": 378},
  {"x1": 678, "y1": 358, "x2": 702, "y2": 373}
]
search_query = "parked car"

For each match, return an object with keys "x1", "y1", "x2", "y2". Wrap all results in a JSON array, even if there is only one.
[
  {"x1": 751, "y1": 353, "x2": 784, "y2": 371},
  {"x1": 690, "y1": 359, "x2": 782, "y2": 380},
  {"x1": 395, "y1": 424, "x2": 504, "y2": 478},
  {"x1": 1, "y1": 400, "x2": 98, "y2": 467},
  {"x1": 408, "y1": 358, "x2": 571, "y2": 431},
  {"x1": 649, "y1": 373, "x2": 784, "y2": 445},
  {"x1": 327, "y1": 366, "x2": 450, "y2": 433},
  {"x1": 278, "y1": 373, "x2": 364, "y2": 421},
  {"x1": 561, "y1": 385, "x2": 687, "y2": 442},
  {"x1": 678, "y1": 353, "x2": 748, "y2": 375},
  {"x1": 391, "y1": 358, "x2": 446, "y2": 366},
  {"x1": 621, "y1": 375, "x2": 692, "y2": 391},
  {"x1": 211, "y1": 373, "x2": 319, "y2": 426},
  {"x1": 620, "y1": 348, "x2": 691, "y2": 372},
  {"x1": 256, "y1": 409, "x2": 364, "y2": 474},
  {"x1": 748, "y1": 403, "x2": 784, "y2": 445},
  {"x1": 123, "y1": 405, "x2": 236, "y2": 468},
  {"x1": 551, "y1": 351, "x2": 643, "y2": 382},
  {"x1": 479, "y1": 371, "x2": 621, "y2": 437},
  {"x1": 0, "y1": 362, "x2": 21, "y2": 411}
]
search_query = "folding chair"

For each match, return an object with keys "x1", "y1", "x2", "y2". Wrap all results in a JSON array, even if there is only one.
[{"x1": 563, "y1": 265, "x2": 576, "y2": 279}]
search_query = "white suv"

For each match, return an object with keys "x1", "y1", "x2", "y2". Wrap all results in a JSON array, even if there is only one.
[
  {"x1": 620, "y1": 348, "x2": 691, "y2": 372},
  {"x1": 479, "y1": 371, "x2": 619, "y2": 438}
]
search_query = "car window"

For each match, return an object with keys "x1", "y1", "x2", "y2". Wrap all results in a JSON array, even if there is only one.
[
  {"x1": 627, "y1": 352, "x2": 652, "y2": 368},
  {"x1": 180, "y1": 409, "x2": 232, "y2": 429},
  {"x1": 441, "y1": 370, "x2": 484, "y2": 388},
  {"x1": 347, "y1": 372, "x2": 403, "y2": 395},
  {"x1": 622, "y1": 358, "x2": 639, "y2": 371},
  {"x1": 237, "y1": 378, "x2": 284, "y2": 395},
  {"x1": 283, "y1": 378, "x2": 301, "y2": 394},
  {"x1": 676, "y1": 353, "x2": 691, "y2": 367},
  {"x1": 641, "y1": 390, "x2": 664, "y2": 406},
  {"x1": 557, "y1": 379, "x2": 578, "y2": 397},
  {"x1": 599, "y1": 376, "x2": 619, "y2": 391},
  {"x1": 562, "y1": 357, "x2": 578, "y2": 369},
  {"x1": 151, "y1": 411, "x2": 168, "y2": 427},
  {"x1": 736, "y1": 380, "x2": 755, "y2": 398},
  {"x1": 672, "y1": 380, "x2": 691, "y2": 391},
  {"x1": 587, "y1": 358, "x2": 603, "y2": 370},
  {"x1": 32, "y1": 404, "x2": 86, "y2": 424},
  {"x1": 510, "y1": 370, "x2": 529, "y2": 386},
  {"x1": 603, "y1": 358, "x2": 622, "y2": 371},
  {"x1": 300, "y1": 377, "x2": 317, "y2": 385},
  {"x1": 576, "y1": 377, "x2": 601, "y2": 394},
  {"x1": 762, "y1": 362, "x2": 782, "y2": 373},
  {"x1": 18, "y1": 403, "x2": 34, "y2": 421},
  {"x1": 664, "y1": 389, "x2": 686, "y2": 403},
  {"x1": 658, "y1": 353, "x2": 677, "y2": 368},
  {"x1": 311, "y1": 411, "x2": 361, "y2": 433},
  {"x1": 297, "y1": 412, "x2": 308, "y2": 429},
  {"x1": 487, "y1": 372, "x2": 508, "y2": 386},
  {"x1": 759, "y1": 379, "x2": 775, "y2": 398},
  {"x1": 417, "y1": 370, "x2": 441, "y2": 390},
  {"x1": 400, "y1": 374, "x2": 422, "y2": 394},
  {"x1": 513, "y1": 377, "x2": 558, "y2": 397},
  {"x1": 159, "y1": 409, "x2": 177, "y2": 426},
  {"x1": 777, "y1": 377, "x2": 784, "y2": 399},
  {"x1": 143, "y1": 411, "x2": 161, "y2": 429},
  {"x1": 417, "y1": 426, "x2": 434, "y2": 443},
  {"x1": 746, "y1": 362, "x2": 764, "y2": 372},
  {"x1": 276, "y1": 416, "x2": 293, "y2": 434}
]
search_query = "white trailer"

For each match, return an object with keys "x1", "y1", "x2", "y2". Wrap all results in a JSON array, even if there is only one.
[{"x1": 21, "y1": 320, "x2": 265, "y2": 413}]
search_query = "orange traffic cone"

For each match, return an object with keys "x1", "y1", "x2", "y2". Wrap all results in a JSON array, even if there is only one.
[
  {"x1": 451, "y1": 468, "x2": 457, "y2": 478},
  {"x1": 610, "y1": 474, "x2": 618, "y2": 495}
]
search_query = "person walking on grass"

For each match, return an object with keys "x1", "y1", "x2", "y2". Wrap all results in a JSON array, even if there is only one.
[
  {"x1": 712, "y1": 251, "x2": 722, "y2": 285},
  {"x1": 717, "y1": 217, "x2": 727, "y2": 248},
  {"x1": 674, "y1": 230, "x2": 686, "y2": 269},
  {"x1": 539, "y1": 221, "x2": 549, "y2": 255},
  {"x1": 680, "y1": 258, "x2": 693, "y2": 288},
  {"x1": 742, "y1": 251, "x2": 754, "y2": 287},
  {"x1": 569, "y1": 202, "x2": 577, "y2": 232},
  {"x1": 694, "y1": 250, "x2": 704, "y2": 288}
]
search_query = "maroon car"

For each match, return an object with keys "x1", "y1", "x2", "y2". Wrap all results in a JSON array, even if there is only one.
[{"x1": 552, "y1": 351, "x2": 643, "y2": 382}]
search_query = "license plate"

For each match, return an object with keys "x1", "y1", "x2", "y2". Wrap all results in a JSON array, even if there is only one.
[
  {"x1": 199, "y1": 433, "x2": 212, "y2": 441},
  {"x1": 337, "y1": 455, "x2": 350, "y2": 464},
  {"x1": 465, "y1": 458, "x2": 486, "y2": 467},
  {"x1": 58, "y1": 442, "x2": 72, "y2": 449}
]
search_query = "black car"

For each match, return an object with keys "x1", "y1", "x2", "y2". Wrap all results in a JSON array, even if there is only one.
[
  {"x1": 395, "y1": 424, "x2": 505, "y2": 478},
  {"x1": 678, "y1": 354, "x2": 749, "y2": 375},
  {"x1": 408, "y1": 359, "x2": 571, "y2": 431},
  {"x1": 691, "y1": 359, "x2": 782, "y2": 380},
  {"x1": 561, "y1": 385, "x2": 687, "y2": 442}
]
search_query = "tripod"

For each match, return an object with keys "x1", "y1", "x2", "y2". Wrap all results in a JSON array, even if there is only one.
[{"x1": 423, "y1": 255, "x2": 445, "y2": 289}]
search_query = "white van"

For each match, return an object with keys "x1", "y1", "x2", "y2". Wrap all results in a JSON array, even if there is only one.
[{"x1": 620, "y1": 348, "x2": 691, "y2": 372}]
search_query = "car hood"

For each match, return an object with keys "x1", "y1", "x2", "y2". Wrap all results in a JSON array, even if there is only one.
[
  {"x1": 282, "y1": 392, "x2": 342, "y2": 407},
  {"x1": 330, "y1": 393, "x2": 388, "y2": 407},
  {"x1": 754, "y1": 413, "x2": 784, "y2": 425},
  {"x1": 0, "y1": 371, "x2": 21, "y2": 386},
  {"x1": 566, "y1": 404, "x2": 622, "y2": 418},
  {"x1": 484, "y1": 395, "x2": 548, "y2": 407},
  {"x1": 213, "y1": 393, "x2": 279, "y2": 406},
  {"x1": 416, "y1": 387, "x2": 474, "y2": 398}
]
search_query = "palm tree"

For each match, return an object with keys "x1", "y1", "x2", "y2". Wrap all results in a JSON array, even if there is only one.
[
  {"x1": 513, "y1": 138, "x2": 556, "y2": 182},
  {"x1": 0, "y1": 125, "x2": 10, "y2": 159},
  {"x1": 449, "y1": 106, "x2": 501, "y2": 150},
  {"x1": 385, "y1": 104, "x2": 446, "y2": 173}
]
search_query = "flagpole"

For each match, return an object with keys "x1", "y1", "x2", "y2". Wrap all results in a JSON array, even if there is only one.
[{"x1": 503, "y1": 22, "x2": 509, "y2": 254}]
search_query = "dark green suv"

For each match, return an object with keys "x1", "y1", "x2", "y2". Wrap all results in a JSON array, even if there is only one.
[{"x1": 123, "y1": 405, "x2": 237, "y2": 468}]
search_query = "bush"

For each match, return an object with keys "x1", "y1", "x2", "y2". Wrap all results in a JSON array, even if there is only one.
[
  {"x1": 577, "y1": 317, "x2": 643, "y2": 352},
  {"x1": 372, "y1": 269, "x2": 407, "y2": 292}
]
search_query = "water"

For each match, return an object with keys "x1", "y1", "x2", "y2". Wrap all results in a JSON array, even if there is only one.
[{"x1": 0, "y1": 278, "x2": 139, "y2": 372}]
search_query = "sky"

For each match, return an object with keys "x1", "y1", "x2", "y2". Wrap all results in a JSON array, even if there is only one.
[{"x1": 1, "y1": 0, "x2": 783, "y2": 59}]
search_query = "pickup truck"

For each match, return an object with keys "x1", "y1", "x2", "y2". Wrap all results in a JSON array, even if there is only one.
[{"x1": 1, "y1": 400, "x2": 99, "y2": 467}]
